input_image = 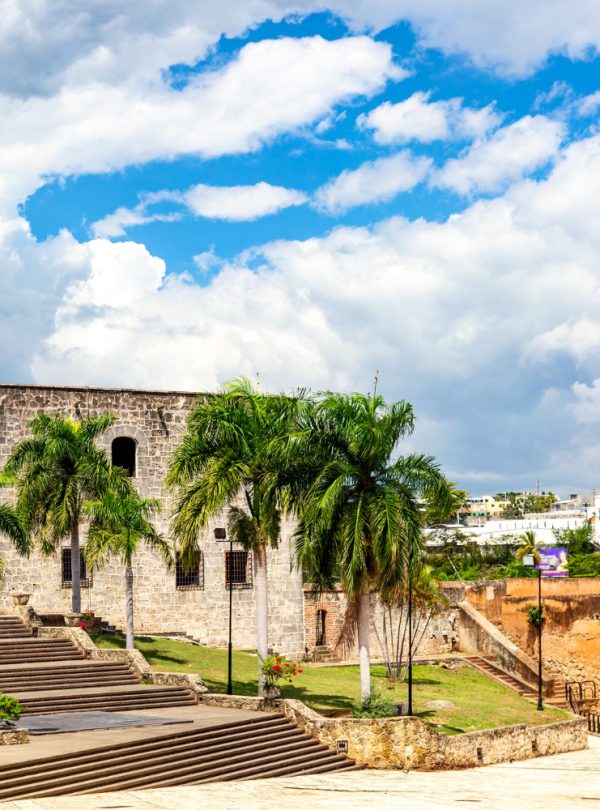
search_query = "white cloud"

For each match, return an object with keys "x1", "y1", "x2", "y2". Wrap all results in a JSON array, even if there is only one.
[
  {"x1": 92, "y1": 182, "x2": 308, "y2": 237},
  {"x1": 0, "y1": 35, "x2": 399, "y2": 214},
  {"x1": 578, "y1": 91, "x2": 600, "y2": 117},
  {"x1": 358, "y1": 92, "x2": 500, "y2": 144},
  {"x1": 314, "y1": 151, "x2": 431, "y2": 214},
  {"x1": 91, "y1": 207, "x2": 183, "y2": 239},
  {"x1": 26, "y1": 132, "x2": 600, "y2": 487},
  {"x1": 1, "y1": 0, "x2": 599, "y2": 111},
  {"x1": 433, "y1": 115, "x2": 564, "y2": 195},
  {"x1": 524, "y1": 320, "x2": 600, "y2": 367},
  {"x1": 570, "y1": 380, "x2": 600, "y2": 425},
  {"x1": 183, "y1": 183, "x2": 308, "y2": 221}
]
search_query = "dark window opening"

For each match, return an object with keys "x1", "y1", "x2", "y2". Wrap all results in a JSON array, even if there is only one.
[
  {"x1": 225, "y1": 551, "x2": 252, "y2": 589},
  {"x1": 111, "y1": 436, "x2": 136, "y2": 477},
  {"x1": 316, "y1": 609, "x2": 327, "y2": 646},
  {"x1": 175, "y1": 552, "x2": 204, "y2": 590},
  {"x1": 61, "y1": 548, "x2": 90, "y2": 588}
]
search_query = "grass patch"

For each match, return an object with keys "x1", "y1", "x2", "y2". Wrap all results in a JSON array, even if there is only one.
[{"x1": 94, "y1": 633, "x2": 569, "y2": 734}]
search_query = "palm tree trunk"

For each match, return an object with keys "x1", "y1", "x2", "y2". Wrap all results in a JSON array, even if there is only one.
[
  {"x1": 254, "y1": 543, "x2": 268, "y2": 696},
  {"x1": 70, "y1": 523, "x2": 81, "y2": 614},
  {"x1": 357, "y1": 583, "x2": 371, "y2": 700},
  {"x1": 125, "y1": 564, "x2": 135, "y2": 651}
]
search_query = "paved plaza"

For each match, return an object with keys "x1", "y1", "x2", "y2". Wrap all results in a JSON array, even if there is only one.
[{"x1": 2, "y1": 734, "x2": 598, "y2": 809}]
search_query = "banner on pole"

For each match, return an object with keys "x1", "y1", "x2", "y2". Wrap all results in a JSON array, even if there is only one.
[{"x1": 536, "y1": 547, "x2": 568, "y2": 577}]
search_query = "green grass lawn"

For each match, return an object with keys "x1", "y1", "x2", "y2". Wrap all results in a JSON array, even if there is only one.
[{"x1": 94, "y1": 633, "x2": 568, "y2": 734}]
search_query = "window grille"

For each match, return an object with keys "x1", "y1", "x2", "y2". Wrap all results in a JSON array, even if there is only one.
[
  {"x1": 225, "y1": 550, "x2": 252, "y2": 589},
  {"x1": 316, "y1": 609, "x2": 327, "y2": 646},
  {"x1": 175, "y1": 551, "x2": 204, "y2": 590},
  {"x1": 61, "y1": 548, "x2": 90, "y2": 588}
]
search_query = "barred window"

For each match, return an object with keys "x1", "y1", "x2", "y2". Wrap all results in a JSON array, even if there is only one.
[
  {"x1": 316, "y1": 609, "x2": 327, "y2": 646},
  {"x1": 225, "y1": 551, "x2": 252, "y2": 589},
  {"x1": 175, "y1": 551, "x2": 204, "y2": 590},
  {"x1": 61, "y1": 548, "x2": 90, "y2": 588}
]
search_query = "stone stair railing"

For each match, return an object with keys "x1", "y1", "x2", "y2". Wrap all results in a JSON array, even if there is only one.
[{"x1": 458, "y1": 600, "x2": 556, "y2": 696}]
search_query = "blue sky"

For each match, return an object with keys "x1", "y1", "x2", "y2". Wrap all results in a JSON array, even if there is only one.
[{"x1": 3, "y1": 2, "x2": 600, "y2": 495}]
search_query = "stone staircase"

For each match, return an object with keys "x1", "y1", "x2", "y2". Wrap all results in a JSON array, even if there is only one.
[
  {"x1": 465, "y1": 655, "x2": 568, "y2": 708},
  {"x1": 0, "y1": 615, "x2": 196, "y2": 714},
  {"x1": 0, "y1": 713, "x2": 361, "y2": 801},
  {"x1": 0, "y1": 614, "x2": 361, "y2": 798}
]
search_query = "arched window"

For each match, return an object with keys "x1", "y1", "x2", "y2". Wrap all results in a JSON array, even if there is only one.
[
  {"x1": 111, "y1": 436, "x2": 136, "y2": 477},
  {"x1": 316, "y1": 609, "x2": 327, "y2": 646}
]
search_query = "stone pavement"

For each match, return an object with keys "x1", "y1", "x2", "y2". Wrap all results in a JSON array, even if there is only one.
[{"x1": 2, "y1": 734, "x2": 599, "y2": 809}]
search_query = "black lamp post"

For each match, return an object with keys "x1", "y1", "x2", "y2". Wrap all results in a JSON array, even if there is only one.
[
  {"x1": 406, "y1": 545, "x2": 415, "y2": 716},
  {"x1": 523, "y1": 553, "x2": 543, "y2": 711},
  {"x1": 407, "y1": 566, "x2": 413, "y2": 716},
  {"x1": 214, "y1": 527, "x2": 233, "y2": 695}
]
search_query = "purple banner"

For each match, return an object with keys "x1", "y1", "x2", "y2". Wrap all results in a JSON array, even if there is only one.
[{"x1": 537, "y1": 547, "x2": 568, "y2": 577}]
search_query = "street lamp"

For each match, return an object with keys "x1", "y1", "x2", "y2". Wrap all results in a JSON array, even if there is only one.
[
  {"x1": 407, "y1": 564, "x2": 413, "y2": 716},
  {"x1": 523, "y1": 553, "x2": 543, "y2": 711},
  {"x1": 214, "y1": 527, "x2": 233, "y2": 695}
]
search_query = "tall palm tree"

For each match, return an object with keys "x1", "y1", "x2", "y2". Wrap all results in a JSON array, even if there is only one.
[
  {"x1": 3, "y1": 412, "x2": 123, "y2": 612},
  {"x1": 167, "y1": 378, "x2": 300, "y2": 695},
  {"x1": 85, "y1": 490, "x2": 172, "y2": 649},
  {"x1": 292, "y1": 392, "x2": 451, "y2": 700}
]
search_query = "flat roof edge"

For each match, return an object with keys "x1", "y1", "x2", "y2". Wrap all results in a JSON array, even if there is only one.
[{"x1": 0, "y1": 382, "x2": 204, "y2": 398}]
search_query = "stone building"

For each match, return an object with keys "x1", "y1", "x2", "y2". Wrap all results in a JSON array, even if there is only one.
[{"x1": 0, "y1": 383, "x2": 305, "y2": 656}]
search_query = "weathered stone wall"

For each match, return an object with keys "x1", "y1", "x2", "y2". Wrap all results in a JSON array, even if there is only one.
[
  {"x1": 464, "y1": 578, "x2": 600, "y2": 685},
  {"x1": 303, "y1": 585, "x2": 459, "y2": 661},
  {"x1": 0, "y1": 384, "x2": 304, "y2": 656},
  {"x1": 200, "y1": 694, "x2": 588, "y2": 770}
]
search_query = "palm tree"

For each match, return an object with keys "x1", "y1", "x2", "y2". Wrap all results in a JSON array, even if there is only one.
[
  {"x1": 167, "y1": 378, "x2": 300, "y2": 695},
  {"x1": 85, "y1": 490, "x2": 172, "y2": 649},
  {"x1": 292, "y1": 392, "x2": 451, "y2": 700},
  {"x1": 3, "y1": 412, "x2": 123, "y2": 613},
  {"x1": 516, "y1": 529, "x2": 540, "y2": 564},
  {"x1": 0, "y1": 503, "x2": 30, "y2": 556}
]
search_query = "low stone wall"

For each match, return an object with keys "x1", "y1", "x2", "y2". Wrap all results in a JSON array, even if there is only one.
[
  {"x1": 458, "y1": 601, "x2": 555, "y2": 694},
  {"x1": 0, "y1": 728, "x2": 28, "y2": 746},
  {"x1": 200, "y1": 693, "x2": 587, "y2": 770},
  {"x1": 464, "y1": 579, "x2": 600, "y2": 686}
]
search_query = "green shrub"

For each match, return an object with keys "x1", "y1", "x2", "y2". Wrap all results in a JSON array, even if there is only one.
[
  {"x1": 352, "y1": 689, "x2": 396, "y2": 718},
  {"x1": 0, "y1": 693, "x2": 23, "y2": 723},
  {"x1": 565, "y1": 553, "x2": 600, "y2": 577},
  {"x1": 526, "y1": 604, "x2": 545, "y2": 626}
]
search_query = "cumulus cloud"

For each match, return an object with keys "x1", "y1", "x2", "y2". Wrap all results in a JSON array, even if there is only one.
[
  {"x1": 23, "y1": 133, "x2": 600, "y2": 487},
  {"x1": 183, "y1": 183, "x2": 308, "y2": 221},
  {"x1": 92, "y1": 182, "x2": 308, "y2": 237},
  {"x1": 314, "y1": 151, "x2": 431, "y2": 214},
  {"x1": 358, "y1": 92, "x2": 501, "y2": 144},
  {"x1": 433, "y1": 115, "x2": 565, "y2": 195},
  {"x1": 0, "y1": 35, "x2": 399, "y2": 213},
  {"x1": 3, "y1": 0, "x2": 600, "y2": 101}
]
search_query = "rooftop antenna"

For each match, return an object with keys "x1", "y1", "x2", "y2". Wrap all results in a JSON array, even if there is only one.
[{"x1": 372, "y1": 369, "x2": 379, "y2": 397}]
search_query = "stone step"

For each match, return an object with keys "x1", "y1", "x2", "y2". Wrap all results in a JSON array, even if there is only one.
[
  {"x1": 0, "y1": 714, "x2": 360, "y2": 800},
  {"x1": 464, "y1": 656, "x2": 538, "y2": 697},
  {"x1": 17, "y1": 685, "x2": 197, "y2": 715}
]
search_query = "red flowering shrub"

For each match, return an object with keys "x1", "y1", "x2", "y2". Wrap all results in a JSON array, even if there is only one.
[
  {"x1": 78, "y1": 621, "x2": 87, "y2": 629},
  {"x1": 260, "y1": 653, "x2": 304, "y2": 689}
]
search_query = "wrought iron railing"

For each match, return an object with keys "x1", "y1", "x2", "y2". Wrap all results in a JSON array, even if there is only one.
[{"x1": 565, "y1": 680, "x2": 600, "y2": 733}]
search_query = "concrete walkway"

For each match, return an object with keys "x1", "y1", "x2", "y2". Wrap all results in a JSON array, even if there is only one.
[{"x1": 2, "y1": 734, "x2": 599, "y2": 809}]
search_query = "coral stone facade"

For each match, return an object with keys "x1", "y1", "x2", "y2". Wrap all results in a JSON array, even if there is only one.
[{"x1": 0, "y1": 384, "x2": 304, "y2": 656}]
